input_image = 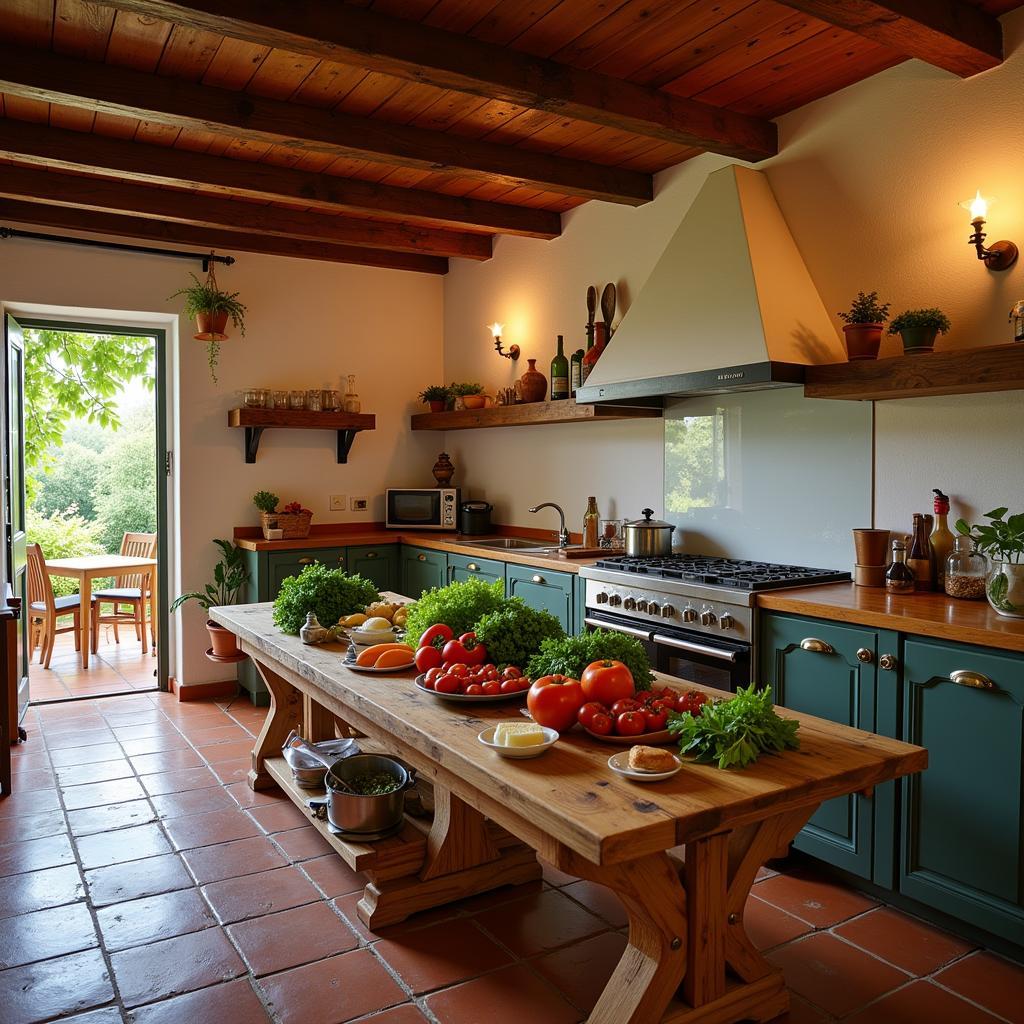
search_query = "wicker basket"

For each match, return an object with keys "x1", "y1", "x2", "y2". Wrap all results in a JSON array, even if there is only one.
[{"x1": 261, "y1": 510, "x2": 312, "y2": 539}]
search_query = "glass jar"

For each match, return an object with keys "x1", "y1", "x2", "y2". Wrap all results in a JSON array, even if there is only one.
[
  {"x1": 322, "y1": 389, "x2": 340, "y2": 411},
  {"x1": 243, "y1": 387, "x2": 266, "y2": 408},
  {"x1": 272, "y1": 389, "x2": 289, "y2": 410},
  {"x1": 599, "y1": 518, "x2": 623, "y2": 548},
  {"x1": 288, "y1": 389, "x2": 306, "y2": 410},
  {"x1": 944, "y1": 536, "x2": 987, "y2": 600},
  {"x1": 306, "y1": 389, "x2": 323, "y2": 412}
]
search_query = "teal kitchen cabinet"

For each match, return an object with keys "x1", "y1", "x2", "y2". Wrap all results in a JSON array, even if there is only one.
[
  {"x1": 400, "y1": 545, "x2": 447, "y2": 599},
  {"x1": 267, "y1": 547, "x2": 347, "y2": 597},
  {"x1": 760, "y1": 612, "x2": 900, "y2": 884},
  {"x1": 447, "y1": 553, "x2": 505, "y2": 589},
  {"x1": 900, "y1": 637, "x2": 1024, "y2": 946},
  {"x1": 573, "y1": 574, "x2": 587, "y2": 636},
  {"x1": 506, "y1": 563, "x2": 574, "y2": 634},
  {"x1": 347, "y1": 544, "x2": 398, "y2": 593}
]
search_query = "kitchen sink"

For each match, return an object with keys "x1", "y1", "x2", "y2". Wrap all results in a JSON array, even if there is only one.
[{"x1": 457, "y1": 537, "x2": 557, "y2": 551}]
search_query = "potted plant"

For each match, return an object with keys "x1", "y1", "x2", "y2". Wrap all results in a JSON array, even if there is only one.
[
  {"x1": 956, "y1": 508, "x2": 1024, "y2": 618},
  {"x1": 169, "y1": 266, "x2": 247, "y2": 384},
  {"x1": 170, "y1": 539, "x2": 251, "y2": 661},
  {"x1": 448, "y1": 381, "x2": 485, "y2": 410},
  {"x1": 887, "y1": 308, "x2": 951, "y2": 354},
  {"x1": 418, "y1": 385, "x2": 450, "y2": 413},
  {"x1": 837, "y1": 291, "x2": 890, "y2": 360},
  {"x1": 253, "y1": 492, "x2": 311, "y2": 540},
  {"x1": 253, "y1": 490, "x2": 282, "y2": 539}
]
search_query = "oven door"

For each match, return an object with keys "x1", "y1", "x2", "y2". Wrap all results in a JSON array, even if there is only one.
[{"x1": 584, "y1": 612, "x2": 751, "y2": 692}]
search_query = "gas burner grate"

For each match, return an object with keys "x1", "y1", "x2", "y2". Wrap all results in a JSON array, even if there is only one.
[{"x1": 592, "y1": 555, "x2": 850, "y2": 591}]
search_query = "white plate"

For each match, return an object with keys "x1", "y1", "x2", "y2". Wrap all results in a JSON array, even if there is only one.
[
  {"x1": 347, "y1": 627, "x2": 401, "y2": 646},
  {"x1": 414, "y1": 674, "x2": 528, "y2": 703},
  {"x1": 344, "y1": 655, "x2": 416, "y2": 674},
  {"x1": 478, "y1": 725, "x2": 559, "y2": 759},
  {"x1": 607, "y1": 750, "x2": 682, "y2": 782}
]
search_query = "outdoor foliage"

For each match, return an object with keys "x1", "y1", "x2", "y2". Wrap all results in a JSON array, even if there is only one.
[
  {"x1": 92, "y1": 428, "x2": 157, "y2": 552},
  {"x1": 34, "y1": 442, "x2": 101, "y2": 521},
  {"x1": 26, "y1": 507, "x2": 105, "y2": 597}
]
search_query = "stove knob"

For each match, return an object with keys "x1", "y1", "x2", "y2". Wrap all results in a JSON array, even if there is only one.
[
  {"x1": 623, "y1": 596, "x2": 637, "y2": 611},
  {"x1": 595, "y1": 592, "x2": 609, "y2": 605},
  {"x1": 660, "y1": 604, "x2": 675, "y2": 618},
  {"x1": 636, "y1": 599, "x2": 649, "y2": 613},
  {"x1": 682, "y1": 606, "x2": 697, "y2": 623},
  {"x1": 719, "y1": 613, "x2": 734, "y2": 630},
  {"x1": 700, "y1": 610, "x2": 717, "y2": 627},
  {"x1": 608, "y1": 594, "x2": 622, "y2": 607}
]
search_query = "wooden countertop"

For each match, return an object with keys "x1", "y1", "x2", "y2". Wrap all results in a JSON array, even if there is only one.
[{"x1": 758, "y1": 583, "x2": 1024, "y2": 655}]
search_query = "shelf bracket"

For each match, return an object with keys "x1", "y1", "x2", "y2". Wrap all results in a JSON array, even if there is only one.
[
  {"x1": 244, "y1": 426, "x2": 265, "y2": 464},
  {"x1": 337, "y1": 429, "x2": 358, "y2": 464}
]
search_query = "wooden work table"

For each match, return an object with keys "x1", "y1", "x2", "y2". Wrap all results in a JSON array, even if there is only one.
[{"x1": 212, "y1": 601, "x2": 926, "y2": 1024}]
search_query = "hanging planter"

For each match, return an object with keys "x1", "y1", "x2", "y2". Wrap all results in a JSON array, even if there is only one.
[{"x1": 169, "y1": 255, "x2": 247, "y2": 383}]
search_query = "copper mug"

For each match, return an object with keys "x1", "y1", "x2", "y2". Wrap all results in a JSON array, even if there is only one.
[{"x1": 853, "y1": 529, "x2": 890, "y2": 566}]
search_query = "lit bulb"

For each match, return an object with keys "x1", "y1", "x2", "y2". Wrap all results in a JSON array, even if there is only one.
[
  {"x1": 960, "y1": 189, "x2": 994, "y2": 221},
  {"x1": 487, "y1": 322, "x2": 503, "y2": 339}
]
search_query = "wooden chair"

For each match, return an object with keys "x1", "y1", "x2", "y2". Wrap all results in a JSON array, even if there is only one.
[
  {"x1": 27, "y1": 543, "x2": 97, "y2": 669},
  {"x1": 93, "y1": 532, "x2": 157, "y2": 653}
]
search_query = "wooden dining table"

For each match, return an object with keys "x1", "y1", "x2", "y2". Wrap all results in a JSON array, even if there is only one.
[
  {"x1": 213, "y1": 599, "x2": 927, "y2": 1024},
  {"x1": 46, "y1": 554, "x2": 157, "y2": 669}
]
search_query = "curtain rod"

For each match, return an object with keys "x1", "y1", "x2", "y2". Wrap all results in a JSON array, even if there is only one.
[{"x1": 0, "y1": 226, "x2": 236, "y2": 269}]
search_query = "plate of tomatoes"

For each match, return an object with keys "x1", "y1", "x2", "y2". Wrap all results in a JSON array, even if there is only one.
[
  {"x1": 578, "y1": 686, "x2": 710, "y2": 745},
  {"x1": 415, "y1": 663, "x2": 531, "y2": 702}
]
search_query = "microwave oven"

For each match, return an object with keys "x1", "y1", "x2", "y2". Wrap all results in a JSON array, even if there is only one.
[{"x1": 385, "y1": 488, "x2": 461, "y2": 531}]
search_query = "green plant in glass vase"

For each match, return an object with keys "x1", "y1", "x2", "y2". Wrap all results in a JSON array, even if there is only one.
[{"x1": 955, "y1": 508, "x2": 1024, "y2": 617}]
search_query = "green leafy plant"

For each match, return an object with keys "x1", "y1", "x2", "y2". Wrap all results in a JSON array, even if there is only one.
[
  {"x1": 448, "y1": 382, "x2": 484, "y2": 396},
  {"x1": 402, "y1": 577, "x2": 505, "y2": 646},
  {"x1": 272, "y1": 563, "x2": 380, "y2": 635},
  {"x1": 526, "y1": 628, "x2": 656, "y2": 690},
  {"x1": 253, "y1": 490, "x2": 279, "y2": 514},
  {"x1": 838, "y1": 291, "x2": 890, "y2": 325},
  {"x1": 168, "y1": 271, "x2": 247, "y2": 383},
  {"x1": 887, "y1": 308, "x2": 951, "y2": 335},
  {"x1": 473, "y1": 600, "x2": 564, "y2": 669},
  {"x1": 170, "y1": 539, "x2": 250, "y2": 614},
  {"x1": 668, "y1": 685, "x2": 799, "y2": 769},
  {"x1": 956, "y1": 508, "x2": 1024, "y2": 564},
  {"x1": 418, "y1": 385, "x2": 450, "y2": 404}
]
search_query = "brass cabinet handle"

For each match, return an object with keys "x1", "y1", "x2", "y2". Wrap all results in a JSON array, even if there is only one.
[
  {"x1": 950, "y1": 669, "x2": 995, "y2": 689},
  {"x1": 298, "y1": 557, "x2": 314, "y2": 565},
  {"x1": 467, "y1": 562, "x2": 479, "y2": 572},
  {"x1": 532, "y1": 574, "x2": 545, "y2": 584},
  {"x1": 856, "y1": 648, "x2": 874, "y2": 664},
  {"x1": 417, "y1": 554, "x2": 426, "y2": 562},
  {"x1": 879, "y1": 653, "x2": 898, "y2": 671},
  {"x1": 800, "y1": 638, "x2": 835, "y2": 655},
  {"x1": 365, "y1": 551, "x2": 378, "y2": 559}
]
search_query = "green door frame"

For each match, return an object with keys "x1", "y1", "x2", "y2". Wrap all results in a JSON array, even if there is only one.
[{"x1": 17, "y1": 317, "x2": 170, "y2": 695}]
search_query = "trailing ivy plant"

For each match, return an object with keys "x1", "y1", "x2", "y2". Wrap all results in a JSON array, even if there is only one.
[
  {"x1": 837, "y1": 291, "x2": 890, "y2": 325},
  {"x1": 168, "y1": 270, "x2": 247, "y2": 384}
]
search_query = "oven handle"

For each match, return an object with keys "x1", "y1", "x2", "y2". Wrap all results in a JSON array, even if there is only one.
[
  {"x1": 651, "y1": 633, "x2": 739, "y2": 664},
  {"x1": 584, "y1": 617, "x2": 652, "y2": 641}
]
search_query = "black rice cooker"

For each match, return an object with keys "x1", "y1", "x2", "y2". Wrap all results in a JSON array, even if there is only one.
[{"x1": 459, "y1": 499, "x2": 493, "y2": 535}]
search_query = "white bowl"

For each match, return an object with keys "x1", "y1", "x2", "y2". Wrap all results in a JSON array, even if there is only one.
[
  {"x1": 348, "y1": 626, "x2": 399, "y2": 646},
  {"x1": 478, "y1": 725, "x2": 559, "y2": 759}
]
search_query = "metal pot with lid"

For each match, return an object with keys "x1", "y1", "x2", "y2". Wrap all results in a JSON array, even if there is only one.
[{"x1": 623, "y1": 508, "x2": 675, "y2": 557}]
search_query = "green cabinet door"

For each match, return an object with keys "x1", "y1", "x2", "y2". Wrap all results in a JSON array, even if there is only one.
[
  {"x1": 760, "y1": 612, "x2": 900, "y2": 884},
  {"x1": 901, "y1": 638, "x2": 1024, "y2": 946},
  {"x1": 267, "y1": 547, "x2": 347, "y2": 597},
  {"x1": 447, "y1": 553, "x2": 505, "y2": 589},
  {"x1": 400, "y1": 545, "x2": 447, "y2": 600},
  {"x1": 347, "y1": 544, "x2": 398, "y2": 593},
  {"x1": 506, "y1": 563, "x2": 573, "y2": 634}
]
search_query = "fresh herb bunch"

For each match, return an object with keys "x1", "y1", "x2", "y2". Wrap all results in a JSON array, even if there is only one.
[
  {"x1": 252, "y1": 490, "x2": 279, "y2": 514},
  {"x1": 668, "y1": 685, "x2": 799, "y2": 770},
  {"x1": 418, "y1": 385, "x2": 450, "y2": 403},
  {"x1": 955, "y1": 507, "x2": 1024, "y2": 564},
  {"x1": 402, "y1": 578, "x2": 505, "y2": 647},
  {"x1": 838, "y1": 291, "x2": 890, "y2": 325},
  {"x1": 474, "y1": 600, "x2": 564, "y2": 669},
  {"x1": 887, "y1": 308, "x2": 951, "y2": 335},
  {"x1": 272, "y1": 564, "x2": 380, "y2": 635},
  {"x1": 526, "y1": 628, "x2": 656, "y2": 690},
  {"x1": 447, "y1": 382, "x2": 484, "y2": 396}
]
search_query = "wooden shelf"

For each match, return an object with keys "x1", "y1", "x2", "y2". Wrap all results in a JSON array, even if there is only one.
[
  {"x1": 228, "y1": 408, "x2": 376, "y2": 463},
  {"x1": 410, "y1": 398, "x2": 662, "y2": 431},
  {"x1": 804, "y1": 343, "x2": 1024, "y2": 401}
]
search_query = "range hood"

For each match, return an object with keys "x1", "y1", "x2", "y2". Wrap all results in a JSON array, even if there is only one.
[{"x1": 575, "y1": 165, "x2": 845, "y2": 404}]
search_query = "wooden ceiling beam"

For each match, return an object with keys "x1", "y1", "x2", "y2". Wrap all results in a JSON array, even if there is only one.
[
  {"x1": 772, "y1": 1, "x2": 1002, "y2": 77},
  {"x1": 101, "y1": 0, "x2": 778, "y2": 162},
  {"x1": 0, "y1": 162, "x2": 492, "y2": 260},
  {"x1": 0, "y1": 118, "x2": 559, "y2": 239},
  {"x1": 0, "y1": 198, "x2": 449, "y2": 274},
  {"x1": 0, "y1": 44, "x2": 652, "y2": 206}
]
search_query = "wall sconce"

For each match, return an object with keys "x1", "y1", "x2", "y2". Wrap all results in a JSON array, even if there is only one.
[
  {"x1": 960, "y1": 190, "x2": 1018, "y2": 271},
  {"x1": 488, "y1": 322, "x2": 519, "y2": 360}
]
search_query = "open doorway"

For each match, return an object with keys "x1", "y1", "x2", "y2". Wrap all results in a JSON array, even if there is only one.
[{"x1": 5, "y1": 315, "x2": 169, "y2": 716}]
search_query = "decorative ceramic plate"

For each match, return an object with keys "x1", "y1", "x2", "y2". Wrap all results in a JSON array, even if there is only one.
[
  {"x1": 607, "y1": 750, "x2": 682, "y2": 783},
  {"x1": 414, "y1": 674, "x2": 528, "y2": 703}
]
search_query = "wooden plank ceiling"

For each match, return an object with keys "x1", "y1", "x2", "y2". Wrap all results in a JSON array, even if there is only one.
[{"x1": 0, "y1": 0, "x2": 1018, "y2": 274}]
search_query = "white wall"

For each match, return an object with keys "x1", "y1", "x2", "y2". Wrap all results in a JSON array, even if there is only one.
[
  {"x1": 2, "y1": 228, "x2": 443, "y2": 685},
  {"x1": 442, "y1": 8, "x2": 1024, "y2": 548}
]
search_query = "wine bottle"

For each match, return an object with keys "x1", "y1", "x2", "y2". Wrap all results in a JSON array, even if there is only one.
[
  {"x1": 550, "y1": 335, "x2": 569, "y2": 400},
  {"x1": 930, "y1": 489, "x2": 955, "y2": 590},
  {"x1": 907, "y1": 513, "x2": 932, "y2": 591},
  {"x1": 570, "y1": 349, "x2": 584, "y2": 396}
]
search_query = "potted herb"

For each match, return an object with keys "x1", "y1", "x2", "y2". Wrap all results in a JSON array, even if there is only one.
[
  {"x1": 170, "y1": 539, "x2": 251, "y2": 661},
  {"x1": 887, "y1": 308, "x2": 951, "y2": 354},
  {"x1": 252, "y1": 490, "x2": 282, "y2": 539},
  {"x1": 448, "y1": 381, "x2": 485, "y2": 411},
  {"x1": 169, "y1": 267, "x2": 247, "y2": 383},
  {"x1": 837, "y1": 291, "x2": 890, "y2": 361},
  {"x1": 418, "y1": 385, "x2": 450, "y2": 413},
  {"x1": 254, "y1": 495, "x2": 311, "y2": 540},
  {"x1": 956, "y1": 508, "x2": 1024, "y2": 618}
]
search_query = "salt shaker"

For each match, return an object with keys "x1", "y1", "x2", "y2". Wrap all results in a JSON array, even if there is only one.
[{"x1": 299, "y1": 612, "x2": 329, "y2": 645}]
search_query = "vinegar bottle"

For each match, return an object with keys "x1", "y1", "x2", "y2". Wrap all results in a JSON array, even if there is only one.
[
  {"x1": 885, "y1": 539, "x2": 915, "y2": 594},
  {"x1": 907, "y1": 513, "x2": 932, "y2": 591}
]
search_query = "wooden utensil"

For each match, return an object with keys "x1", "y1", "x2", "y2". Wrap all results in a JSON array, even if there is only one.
[
  {"x1": 586, "y1": 285, "x2": 597, "y2": 333},
  {"x1": 600, "y1": 282, "x2": 616, "y2": 338}
]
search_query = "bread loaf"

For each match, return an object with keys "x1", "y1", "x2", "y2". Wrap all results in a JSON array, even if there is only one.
[{"x1": 628, "y1": 745, "x2": 677, "y2": 772}]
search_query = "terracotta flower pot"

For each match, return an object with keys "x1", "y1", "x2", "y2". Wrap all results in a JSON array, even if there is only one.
[
  {"x1": 206, "y1": 620, "x2": 246, "y2": 662},
  {"x1": 898, "y1": 326, "x2": 939, "y2": 354},
  {"x1": 842, "y1": 323, "x2": 883, "y2": 361},
  {"x1": 195, "y1": 310, "x2": 229, "y2": 340},
  {"x1": 462, "y1": 394, "x2": 486, "y2": 409},
  {"x1": 428, "y1": 400, "x2": 445, "y2": 412},
  {"x1": 518, "y1": 359, "x2": 548, "y2": 403}
]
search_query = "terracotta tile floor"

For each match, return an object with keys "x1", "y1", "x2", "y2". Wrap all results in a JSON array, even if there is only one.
[
  {"x1": 1, "y1": 691, "x2": 1022, "y2": 1024},
  {"x1": 29, "y1": 629, "x2": 158, "y2": 702}
]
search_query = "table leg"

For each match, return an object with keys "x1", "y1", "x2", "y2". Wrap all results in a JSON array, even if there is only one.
[
  {"x1": 79, "y1": 573, "x2": 92, "y2": 669},
  {"x1": 248, "y1": 660, "x2": 303, "y2": 790}
]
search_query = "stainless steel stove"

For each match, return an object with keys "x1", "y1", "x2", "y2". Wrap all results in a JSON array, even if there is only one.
[{"x1": 580, "y1": 555, "x2": 850, "y2": 689}]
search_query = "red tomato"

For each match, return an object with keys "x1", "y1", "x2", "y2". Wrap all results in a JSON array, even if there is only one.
[
  {"x1": 499, "y1": 679, "x2": 521, "y2": 694},
  {"x1": 481, "y1": 681, "x2": 501, "y2": 696},
  {"x1": 464, "y1": 683, "x2": 484, "y2": 696},
  {"x1": 643, "y1": 709, "x2": 668, "y2": 732},
  {"x1": 588, "y1": 712, "x2": 614, "y2": 736},
  {"x1": 577, "y1": 702, "x2": 609, "y2": 729},
  {"x1": 610, "y1": 698, "x2": 641, "y2": 717},
  {"x1": 420, "y1": 675, "x2": 436, "y2": 690},
  {"x1": 615, "y1": 711, "x2": 648, "y2": 736},
  {"x1": 527, "y1": 675, "x2": 585, "y2": 731},
  {"x1": 516, "y1": 677, "x2": 532, "y2": 692},
  {"x1": 502, "y1": 666, "x2": 523, "y2": 679},
  {"x1": 434, "y1": 674, "x2": 459, "y2": 694},
  {"x1": 414, "y1": 645, "x2": 442, "y2": 672},
  {"x1": 424, "y1": 666, "x2": 444, "y2": 684},
  {"x1": 580, "y1": 659, "x2": 635, "y2": 707},
  {"x1": 449, "y1": 663, "x2": 469, "y2": 678},
  {"x1": 420, "y1": 624, "x2": 454, "y2": 649}
]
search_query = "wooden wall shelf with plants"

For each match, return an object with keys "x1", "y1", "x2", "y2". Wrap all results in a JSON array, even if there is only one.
[
  {"x1": 804, "y1": 343, "x2": 1024, "y2": 401},
  {"x1": 228, "y1": 408, "x2": 376, "y2": 463},
  {"x1": 411, "y1": 398, "x2": 662, "y2": 431}
]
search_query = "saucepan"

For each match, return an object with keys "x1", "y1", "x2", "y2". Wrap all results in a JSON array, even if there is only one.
[
  {"x1": 323, "y1": 753, "x2": 417, "y2": 834},
  {"x1": 623, "y1": 508, "x2": 675, "y2": 557}
]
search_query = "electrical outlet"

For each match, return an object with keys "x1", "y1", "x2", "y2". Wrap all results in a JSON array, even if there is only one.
[
  {"x1": 350, "y1": 496, "x2": 369, "y2": 512},
  {"x1": 329, "y1": 494, "x2": 347, "y2": 512}
]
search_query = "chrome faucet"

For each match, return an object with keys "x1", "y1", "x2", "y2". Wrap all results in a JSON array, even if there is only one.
[{"x1": 529, "y1": 502, "x2": 569, "y2": 548}]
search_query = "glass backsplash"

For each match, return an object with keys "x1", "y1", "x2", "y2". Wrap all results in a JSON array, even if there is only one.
[{"x1": 664, "y1": 388, "x2": 872, "y2": 569}]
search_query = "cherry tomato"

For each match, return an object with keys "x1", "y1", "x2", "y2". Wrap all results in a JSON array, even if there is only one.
[
  {"x1": 485, "y1": 666, "x2": 500, "y2": 681},
  {"x1": 615, "y1": 711, "x2": 648, "y2": 736},
  {"x1": 499, "y1": 679, "x2": 521, "y2": 694},
  {"x1": 516, "y1": 677, "x2": 532, "y2": 692},
  {"x1": 420, "y1": 624, "x2": 454, "y2": 649},
  {"x1": 482, "y1": 681, "x2": 501, "y2": 695},
  {"x1": 527, "y1": 675, "x2": 585, "y2": 731},
  {"x1": 577, "y1": 701, "x2": 609, "y2": 729},
  {"x1": 581, "y1": 659, "x2": 635, "y2": 707},
  {"x1": 434, "y1": 674, "x2": 459, "y2": 694},
  {"x1": 424, "y1": 666, "x2": 443, "y2": 684},
  {"x1": 643, "y1": 709, "x2": 668, "y2": 732},
  {"x1": 464, "y1": 683, "x2": 484, "y2": 696},
  {"x1": 420, "y1": 675, "x2": 436, "y2": 690},
  {"x1": 449, "y1": 663, "x2": 469, "y2": 678},
  {"x1": 502, "y1": 666, "x2": 523, "y2": 679},
  {"x1": 610, "y1": 698, "x2": 641, "y2": 717},
  {"x1": 587, "y1": 712, "x2": 614, "y2": 736},
  {"x1": 415, "y1": 645, "x2": 442, "y2": 673}
]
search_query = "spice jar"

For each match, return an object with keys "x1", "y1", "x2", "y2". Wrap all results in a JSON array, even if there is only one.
[
  {"x1": 945, "y1": 536, "x2": 988, "y2": 600},
  {"x1": 306, "y1": 389, "x2": 322, "y2": 412},
  {"x1": 243, "y1": 387, "x2": 267, "y2": 408},
  {"x1": 289, "y1": 390, "x2": 306, "y2": 410},
  {"x1": 322, "y1": 389, "x2": 340, "y2": 411},
  {"x1": 272, "y1": 389, "x2": 289, "y2": 409}
]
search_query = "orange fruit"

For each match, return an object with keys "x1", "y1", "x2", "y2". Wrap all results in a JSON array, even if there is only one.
[
  {"x1": 355, "y1": 643, "x2": 411, "y2": 667},
  {"x1": 373, "y1": 648, "x2": 416, "y2": 669}
]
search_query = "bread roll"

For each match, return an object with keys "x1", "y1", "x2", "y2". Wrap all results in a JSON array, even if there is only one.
[{"x1": 628, "y1": 745, "x2": 677, "y2": 772}]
